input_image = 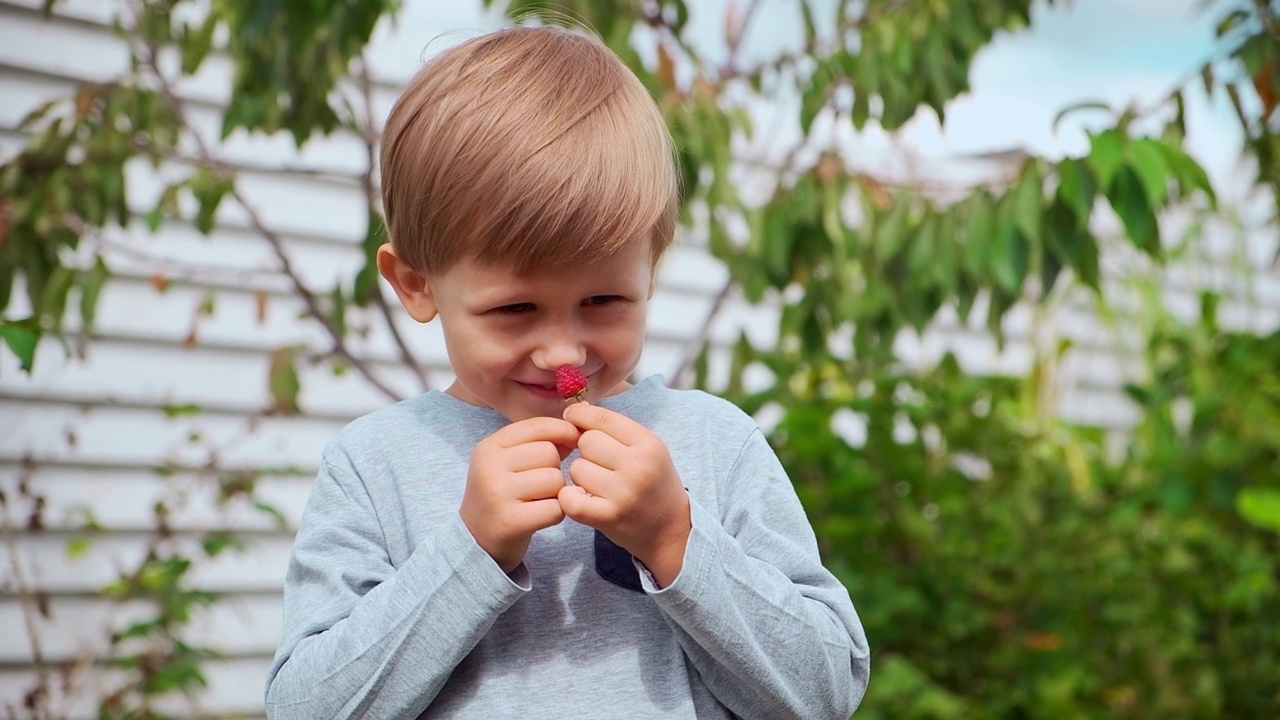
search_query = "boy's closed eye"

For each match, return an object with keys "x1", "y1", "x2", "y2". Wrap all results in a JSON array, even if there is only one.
[
  {"x1": 494, "y1": 303, "x2": 535, "y2": 315},
  {"x1": 491, "y1": 297, "x2": 623, "y2": 315}
]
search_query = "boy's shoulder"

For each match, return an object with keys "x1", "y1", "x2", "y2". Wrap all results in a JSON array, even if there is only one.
[{"x1": 608, "y1": 376, "x2": 760, "y2": 436}]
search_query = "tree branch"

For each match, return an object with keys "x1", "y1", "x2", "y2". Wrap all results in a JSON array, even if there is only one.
[
  {"x1": 0, "y1": 465, "x2": 52, "y2": 720},
  {"x1": 126, "y1": 9, "x2": 404, "y2": 404},
  {"x1": 670, "y1": 278, "x2": 735, "y2": 388}
]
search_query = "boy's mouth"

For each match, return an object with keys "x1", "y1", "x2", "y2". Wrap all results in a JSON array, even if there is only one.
[{"x1": 518, "y1": 380, "x2": 563, "y2": 401}]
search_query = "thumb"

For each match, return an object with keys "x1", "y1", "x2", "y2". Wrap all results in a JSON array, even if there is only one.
[{"x1": 557, "y1": 484, "x2": 603, "y2": 523}]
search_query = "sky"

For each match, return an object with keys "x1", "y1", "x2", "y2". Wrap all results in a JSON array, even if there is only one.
[{"x1": 367, "y1": 0, "x2": 1237, "y2": 189}]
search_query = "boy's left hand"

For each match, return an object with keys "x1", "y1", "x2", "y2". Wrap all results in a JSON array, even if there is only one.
[{"x1": 558, "y1": 402, "x2": 691, "y2": 588}]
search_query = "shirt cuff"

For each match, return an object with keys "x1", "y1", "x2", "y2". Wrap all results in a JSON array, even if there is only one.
[
  {"x1": 637, "y1": 497, "x2": 715, "y2": 606},
  {"x1": 439, "y1": 512, "x2": 531, "y2": 601}
]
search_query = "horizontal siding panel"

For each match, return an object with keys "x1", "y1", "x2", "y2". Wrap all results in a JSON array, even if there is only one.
[
  {"x1": 0, "y1": 401, "x2": 342, "y2": 470},
  {"x1": 2, "y1": 0, "x2": 117, "y2": 23},
  {"x1": 61, "y1": 275, "x2": 446, "y2": 366},
  {"x1": 0, "y1": 464, "x2": 313, "y2": 533},
  {"x1": 1058, "y1": 386, "x2": 1143, "y2": 431},
  {"x1": 0, "y1": 66, "x2": 80, "y2": 130},
  {"x1": 121, "y1": 158, "x2": 371, "y2": 246},
  {"x1": 0, "y1": 655, "x2": 273, "y2": 719},
  {"x1": 88, "y1": 221, "x2": 370, "y2": 296},
  {"x1": 1058, "y1": 347, "x2": 1145, "y2": 392},
  {"x1": 656, "y1": 245, "x2": 732, "y2": 294},
  {"x1": 0, "y1": 7, "x2": 129, "y2": 83},
  {"x1": 4, "y1": 533, "x2": 293, "y2": 594},
  {"x1": 0, "y1": 594, "x2": 284, "y2": 664},
  {"x1": 0, "y1": 337, "x2": 418, "y2": 419},
  {"x1": 895, "y1": 328, "x2": 1036, "y2": 377}
]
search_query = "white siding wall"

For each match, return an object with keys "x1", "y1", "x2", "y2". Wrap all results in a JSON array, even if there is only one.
[{"x1": 1, "y1": 1, "x2": 1276, "y2": 718}]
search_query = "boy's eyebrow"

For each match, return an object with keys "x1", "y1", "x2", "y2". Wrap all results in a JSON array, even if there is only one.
[{"x1": 467, "y1": 289, "x2": 527, "y2": 309}]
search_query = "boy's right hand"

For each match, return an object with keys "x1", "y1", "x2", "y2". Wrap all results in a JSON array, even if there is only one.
[{"x1": 460, "y1": 417, "x2": 580, "y2": 574}]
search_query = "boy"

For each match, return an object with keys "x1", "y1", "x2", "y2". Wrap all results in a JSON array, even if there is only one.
[{"x1": 265, "y1": 25, "x2": 869, "y2": 719}]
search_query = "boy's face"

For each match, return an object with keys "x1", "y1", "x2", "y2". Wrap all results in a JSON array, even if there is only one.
[{"x1": 420, "y1": 240, "x2": 655, "y2": 422}]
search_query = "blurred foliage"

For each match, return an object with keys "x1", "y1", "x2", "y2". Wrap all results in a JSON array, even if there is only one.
[{"x1": 2, "y1": 0, "x2": 1279, "y2": 717}]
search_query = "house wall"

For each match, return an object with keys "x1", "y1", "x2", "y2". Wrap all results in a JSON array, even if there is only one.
[{"x1": 1, "y1": 1, "x2": 1276, "y2": 717}]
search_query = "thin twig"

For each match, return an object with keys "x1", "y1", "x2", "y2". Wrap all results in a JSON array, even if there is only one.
[
  {"x1": 712, "y1": 0, "x2": 913, "y2": 84},
  {"x1": 355, "y1": 58, "x2": 431, "y2": 392},
  {"x1": 671, "y1": 279, "x2": 736, "y2": 388}
]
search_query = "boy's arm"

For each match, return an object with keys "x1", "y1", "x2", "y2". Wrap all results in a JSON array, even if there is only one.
[
  {"x1": 644, "y1": 428, "x2": 871, "y2": 720},
  {"x1": 263, "y1": 446, "x2": 527, "y2": 719}
]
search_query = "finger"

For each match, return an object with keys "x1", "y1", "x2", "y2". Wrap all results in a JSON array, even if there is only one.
[
  {"x1": 502, "y1": 440, "x2": 568, "y2": 472},
  {"x1": 562, "y1": 403, "x2": 646, "y2": 446},
  {"x1": 518, "y1": 497, "x2": 566, "y2": 531},
  {"x1": 575, "y1": 428, "x2": 627, "y2": 471},
  {"x1": 511, "y1": 467, "x2": 570, "y2": 501},
  {"x1": 490, "y1": 416, "x2": 581, "y2": 449},
  {"x1": 565, "y1": 458, "x2": 615, "y2": 497},
  {"x1": 557, "y1": 484, "x2": 615, "y2": 525}
]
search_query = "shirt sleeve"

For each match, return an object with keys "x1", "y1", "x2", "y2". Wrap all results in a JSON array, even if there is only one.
[
  {"x1": 263, "y1": 443, "x2": 528, "y2": 719},
  {"x1": 641, "y1": 428, "x2": 871, "y2": 720}
]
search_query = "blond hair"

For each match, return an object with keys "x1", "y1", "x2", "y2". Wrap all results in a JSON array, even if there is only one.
[{"x1": 380, "y1": 26, "x2": 680, "y2": 276}]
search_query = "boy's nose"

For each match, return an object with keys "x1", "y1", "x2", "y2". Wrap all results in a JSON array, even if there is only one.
[{"x1": 531, "y1": 324, "x2": 586, "y2": 370}]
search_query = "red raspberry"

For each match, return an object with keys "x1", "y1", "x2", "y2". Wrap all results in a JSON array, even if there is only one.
[{"x1": 555, "y1": 365, "x2": 588, "y2": 403}]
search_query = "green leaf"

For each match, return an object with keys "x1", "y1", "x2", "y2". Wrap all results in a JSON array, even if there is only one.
[
  {"x1": 189, "y1": 169, "x2": 233, "y2": 235},
  {"x1": 990, "y1": 198, "x2": 1026, "y2": 293},
  {"x1": 1012, "y1": 162, "x2": 1043, "y2": 243},
  {"x1": 960, "y1": 192, "x2": 993, "y2": 277},
  {"x1": 801, "y1": 64, "x2": 832, "y2": 133},
  {"x1": 1157, "y1": 142, "x2": 1218, "y2": 207},
  {"x1": 353, "y1": 263, "x2": 380, "y2": 307},
  {"x1": 147, "y1": 182, "x2": 183, "y2": 233},
  {"x1": 329, "y1": 284, "x2": 348, "y2": 337},
  {"x1": 162, "y1": 403, "x2": 203, "y2": 418},
  {"x1": 764, "y1": 203, "x2": 798, "y2": 284},
  {"x1": 254, "y1": 500, "x2": 289, "y2": 530},
  {"x1": 201, "y1": 532, "x2": 244, "y2": 557},
  {"x1": 851, "y1": 89, "x2": 870, "y2": 129},
  {"x1": 1107, "y1": 166, "x2": 1160, "y2": 256},
  {"x1": 16, "y1": 97, "x2": 63, "y2": 130},
  {"x1": 1087, "y1": 130, "x2": 1125, "y2": 190},
  {"x1": 268, "y1": 346, "x2": 302, "y2": 415},
  {"x1": 1051, "y1": 100, "x2": 1112, "y2": 133},
  {"x1": 181, "y1": 15, "x2": 219, "y2": 75},
  {"x1": 800, "y1": 0, "x2": 818, "y2": 43},
  {"x1": 1129, "y1": 138, "x2": 1170, "y2": 208},
  {"x1": 39, "y1": 264, "x2": 76, "y2": 326},
  {"x1": 67, "y1": 537, "x2": 91, "y2": 559},
  {"x1": 0, "y1": 317, "x2": 41, "y2": 372},
  {"x1": 1056, "y1": 158, "x2": 1097, "y2": 222},
  {"x1": 874, "y1": 199, "x2": 910, "y2": 261},
  {"x1": 78, "y1": 257, "x2": 109, "y2": 330},
  {"x1": 1237, "y1": 488, "x2": 1280, "y2": 533},
  {"x1": 353, "y1": 213, "x2": 385, "y2": 306}
]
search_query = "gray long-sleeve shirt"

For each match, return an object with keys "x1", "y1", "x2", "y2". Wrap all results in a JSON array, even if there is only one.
[{"x1": 265, "y1": 376, "x2": 869, "y2": 719}]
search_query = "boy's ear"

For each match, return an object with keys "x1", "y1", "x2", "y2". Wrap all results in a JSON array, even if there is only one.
[{"x1": 377, "y1": 244, "x2": 438, "y2": 323}]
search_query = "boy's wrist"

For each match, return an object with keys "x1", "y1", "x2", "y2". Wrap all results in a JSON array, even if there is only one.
[{"x1": 635, "y1": 498, "x2": 692, "y2": 589}]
